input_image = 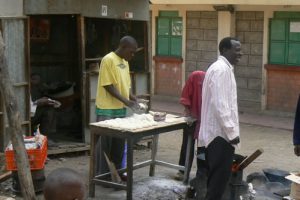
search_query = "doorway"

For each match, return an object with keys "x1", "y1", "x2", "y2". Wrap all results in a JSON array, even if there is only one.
[{"x1": 29, "y1": 15, "x2": 83, "y2": 144}]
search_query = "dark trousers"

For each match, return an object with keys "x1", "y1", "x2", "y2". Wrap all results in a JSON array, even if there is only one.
[
  {"x1": 178, "y1": 123, "x2": 196, "y2": 173},
  {"x1": 31, "y1": 106, "x2": 56, "y2": 135},
  {"x1": 196, "y1": 147, "x2": 208, "y2": 178},
  {"x1": 95, "y1": 115, "x2": 125, "y2": 175},
  {"x1": 190, "y1": 147, "x2": 209, "y2": 200},
  {"x1": 205, "y1": 137, "x2": 234, "y2": 200}
]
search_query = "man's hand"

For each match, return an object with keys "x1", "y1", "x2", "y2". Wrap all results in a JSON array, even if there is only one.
[
  {"x1": 184, "y1": 116, "x2": 194, "y2": 126},
  {"x1": 294, "y1": 145, "x2": 300, "y2": 156},
  {"x1": 36, "y1": 97, "x2": 56, "y2": 107},
  {"x1": 229, "y1": 136, "x2": 240, "y2": 145},
  {"x1": 104, "y1": 85, "x2": 138, "y2": 109},
  {"x1": 125, "y1": 99, "x2": 139, "y2": 109},
  {"x1": 183, "y1": 107, "x2": 191, "y2": 117},
  {"x1": 35, "y1": 97, "x2": 54, "y2": 106}
]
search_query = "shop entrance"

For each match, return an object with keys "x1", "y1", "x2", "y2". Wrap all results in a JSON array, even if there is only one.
[{"x1": 29, "y1": 15, "x2": 83, "y2": 145}]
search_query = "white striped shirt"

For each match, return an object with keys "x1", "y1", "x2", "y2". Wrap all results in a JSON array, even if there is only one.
[{"x1": 198, "y1": 56, "x2": 239, "y2": 147}]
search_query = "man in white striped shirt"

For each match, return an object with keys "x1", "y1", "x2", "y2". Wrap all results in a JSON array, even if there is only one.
[{"x1": 198, "y1": 37, "x2": 242, "y2": 200}]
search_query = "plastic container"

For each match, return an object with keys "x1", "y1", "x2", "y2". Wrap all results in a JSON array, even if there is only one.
[
  {"x1": 5, "y1": 136, "x2": 47, "y2": 171},
  {"x1": 263, "y1": 168, "x2": 291, "y2": 186},
  {"x1": 11, "y1": 168, "x2": 45, "y2": 193},
  {"x1": 153, "y1": 112, "x2": 166, "y2": 121}
]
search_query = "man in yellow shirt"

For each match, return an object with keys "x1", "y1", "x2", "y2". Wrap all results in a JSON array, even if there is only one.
[{"x1": 95, "y1": 36, "x2": 139, "y2": 177}]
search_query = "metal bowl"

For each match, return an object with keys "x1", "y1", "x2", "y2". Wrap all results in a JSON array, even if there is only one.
[
  {"x1": 153, "y1": 112, "x2": 166, "y2": 121},
  {"x1": 262, "y1": 168, "x2": 291, "y2": 186}
]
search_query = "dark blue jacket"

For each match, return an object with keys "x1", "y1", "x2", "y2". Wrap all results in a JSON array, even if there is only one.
[{"x1": 293, "y1": 94, "x2": 300, "y2": 145}]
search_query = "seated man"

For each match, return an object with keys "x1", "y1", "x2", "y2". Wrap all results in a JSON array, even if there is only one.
[
  {"x1": 30, "y1": 73, "x2": 60, "y2": 142},
  {"x1": 30, "y1": 96, "x2": 58, "y2": 136},
  {"x1": 43, "y1": 168, "x2": 86, "y2": 200}
]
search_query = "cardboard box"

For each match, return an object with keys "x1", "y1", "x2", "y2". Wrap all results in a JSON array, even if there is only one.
[{"x1": 285, "y1": 173, "x2": 300, "y2": 200}]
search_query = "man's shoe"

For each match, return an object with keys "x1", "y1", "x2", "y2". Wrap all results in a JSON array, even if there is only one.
[
  {"x1": 120, "y1": 172, "x2": 127, "y2": 182},
  {"x1": 185, "y1": 186, "x2": 196, "y2": 198},
  {"x1": 174, "y1": 171, "x2": 184, "y2": 181}
]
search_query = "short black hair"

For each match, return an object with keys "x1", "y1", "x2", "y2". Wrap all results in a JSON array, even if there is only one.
[
  {"x1": 219, "y1": 37, "x2": 240, "y2": 55},
  {"x1": 120, "y1": 35, "x2": 137, "y2": 48}
]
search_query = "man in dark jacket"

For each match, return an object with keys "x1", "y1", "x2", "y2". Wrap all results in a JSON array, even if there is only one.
[{"x1": 293, "y1": 94, "x2": 300, "y2": 156}]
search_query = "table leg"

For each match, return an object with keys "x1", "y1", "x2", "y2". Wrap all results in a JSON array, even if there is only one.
[
  {"x1": 183, "y1": 132, "x2": 192, "y2": 184},
  {"x1": 127, "y1": 138, "x2": 134, "y2": 200},
  {"x1": 149, "y1": 135, "x2": 159, "y2": 177},
  {"x1": 89, "y1": 132, "x2": 96, "y2": 197}
]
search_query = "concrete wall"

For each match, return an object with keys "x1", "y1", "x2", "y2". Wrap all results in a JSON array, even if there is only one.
[
  {"x1": 235, "y1": 11, "x2": 264, "y2": 112},
  {"x1": 185, "y1": 10, "x2": 264, "y2": 112},
  {"x1": 185, "y1": 11, "x2": 218, "y2": 79},
  {"x1": 0, "y1": 0, "x2": 23, "y2": 17},
  {"x1": 150, "y1": 4, "x2": 300, "y2": 113}
]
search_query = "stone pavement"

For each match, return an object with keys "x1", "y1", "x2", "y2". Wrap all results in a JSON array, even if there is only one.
[{"x1": 150, "y1": 95, "x2": 295, "y2": 131}]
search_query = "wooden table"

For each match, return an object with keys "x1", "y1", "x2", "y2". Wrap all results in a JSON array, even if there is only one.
[{"x1": 89, "y1": 115, "x2": 193, "y2": 200}]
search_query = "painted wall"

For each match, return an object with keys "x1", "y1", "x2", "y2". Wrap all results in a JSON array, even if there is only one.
[
  {"x1": 154, "y1": 57, "x2": 183, "y2": 96},
  {"x1": 0, "y1": 0, "x2": 23, "y2": 17},
  {"x1": 266, "y1": 65, "x2": 300, "y2": 112}
]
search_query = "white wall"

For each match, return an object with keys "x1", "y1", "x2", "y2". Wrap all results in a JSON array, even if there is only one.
[{"x1": 0, "y1": 0, "x2": 23, "y2": 17}]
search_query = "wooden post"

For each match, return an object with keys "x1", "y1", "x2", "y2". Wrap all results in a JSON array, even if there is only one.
[{"x1": 0, "y1": 32, "x2": 37, "y2": 199}]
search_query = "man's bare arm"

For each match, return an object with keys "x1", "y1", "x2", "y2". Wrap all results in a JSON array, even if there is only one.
[{"x1": 104, "y1": 85, "x2": 137, "y2": 108}]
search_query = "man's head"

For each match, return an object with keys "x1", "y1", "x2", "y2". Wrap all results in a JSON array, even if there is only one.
[
  {"x1": 219, "y1": 37, "x2": 242, "y2": 65},
  {"x1": 115, "y1": 35, "x2": 138, "y2": 61},
  {"x1": 30, "y1": 73, "x2": 41, "y2": 86},
  {"x1": 44, "y1": 168, "x2": 86, "y2": 200}
]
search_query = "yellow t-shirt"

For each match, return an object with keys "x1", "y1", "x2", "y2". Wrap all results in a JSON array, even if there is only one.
[{"x1": 95, "y1": 52, "x2": 131, "y2": 109}]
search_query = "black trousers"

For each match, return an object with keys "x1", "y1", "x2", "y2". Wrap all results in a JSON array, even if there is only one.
[
  {"x1": 178, "y1": 123, "x2": 196, "y2": 173},
  {"x1": 205, "y1": 137, "x2": 234, "y2": 200},
  {"x1": 190, "y1": 147, "x2": 209, "y2": 200},
  {"x1": 31, "y1": 106, "x2": 56, "y2": 135},
  {"x1": 95, "y1": 115, "x2": 125, "y2": 175}
]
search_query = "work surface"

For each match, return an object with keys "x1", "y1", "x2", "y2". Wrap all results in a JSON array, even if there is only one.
[
  {"x1": 90, "y1": 113, "x2": 187, "y2": 135},
  {"x1": 89, "y1": 113, "x2": 192, "y2": 200}
]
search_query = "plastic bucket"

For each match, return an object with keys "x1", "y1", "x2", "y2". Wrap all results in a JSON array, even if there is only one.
[{"x1": 11, "y1": 168, "x2": 45, "y2": 194}]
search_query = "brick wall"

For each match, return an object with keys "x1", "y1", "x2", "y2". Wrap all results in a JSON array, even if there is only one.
[
  {"x1": 266, "y1": 65, "x2": 300, "y2": 112},
  {"x1": 235, "y1": 11, "x2": 264, "y2": 112},
  {"x1": 186, "y1": 11, "x2": 218, "y2": 79}
]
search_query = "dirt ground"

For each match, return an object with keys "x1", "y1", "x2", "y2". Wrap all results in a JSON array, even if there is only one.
[{"x1": 0, "y1": 123, "x2": 299, "y2": 199}]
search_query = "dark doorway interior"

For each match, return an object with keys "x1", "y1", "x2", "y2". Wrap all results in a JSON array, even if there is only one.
[
  {"x1": 85, "y1": 18, "x2": 148, "y2": 72},
  {"x1": 29, "y1": 15, "x2": 82, "y2": 143}
]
